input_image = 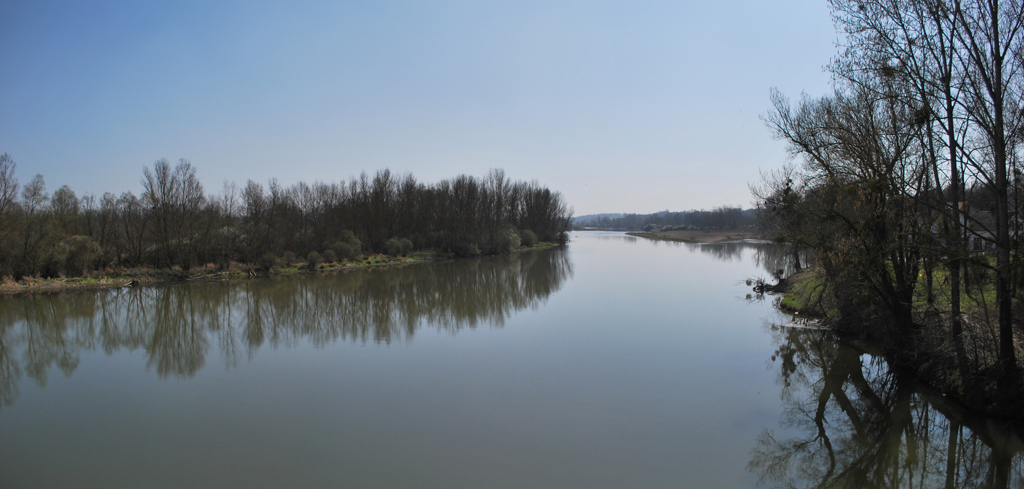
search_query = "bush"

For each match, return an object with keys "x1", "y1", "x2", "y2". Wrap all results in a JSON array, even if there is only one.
[
  {"x1": 306, "y1": 251, "x2": 323, "y2": 270},
  {"x1": 258, "y1": 252, "x2": 281, "y2": 272},
  {"x1": 485, "y1": 228, "x2": 519, "y2": 254},
  {"x1": 340, "y1": 230, "x2": 361, "y2": 248},
  {"x1": 385, "y1": 238, "x2": 403, "y2": 256},
  {"x1": 520, "y1": 229, "x2": 538, "y2": 247},
  {"x1": 385, "y1": 238, "x2": 414, "y2": 256},
  {"x1": 282, "y1": 251, "x2": 297, "y2": 264},
  {"x1": 63, "y1": 235, "x2": 102, "y2": 276},
  {"x1": 399, "y1": 238, "x2": 414, "y2": 256},
  {"x1": 323, "y1": 249, "x2": 338, "y2": 263},
  {"x1": 332, "y1": 242, "x2": 359, "y2": 261}
]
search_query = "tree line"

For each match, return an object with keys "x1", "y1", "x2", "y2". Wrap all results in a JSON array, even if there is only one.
[
  {"x1": 754, "y1": 0, "x2": 1023, "y2": 395},
  {"x1": 574, "y1": 207, "x2": 757, "y2": 231},
  {"x1": 0, "y1": 155, "x2": 572, "y2": 279}
]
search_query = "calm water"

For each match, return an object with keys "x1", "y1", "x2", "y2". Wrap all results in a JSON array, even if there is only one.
[{"x1": 0, "y1": 232, "x2": 1020, "y2": 488}]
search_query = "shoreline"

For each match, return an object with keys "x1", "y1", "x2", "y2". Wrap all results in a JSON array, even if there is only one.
[
  {"x1": 623, "y1": 229, "x2": 763, "y2": 243},
  {"x1": 0, "y1": 243, "x2": 563, "y2": 296},
  {"x1": 770, "y1": 266, "x2": 1024, "y2": 422}
]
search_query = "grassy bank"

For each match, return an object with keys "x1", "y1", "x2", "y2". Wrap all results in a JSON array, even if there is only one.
[
  {"x1": 0, "y1": 242, "x2": 563, "y2": 296},
  {"x1": 774, "y1": 269, "x2": 832, "y2": 318}
]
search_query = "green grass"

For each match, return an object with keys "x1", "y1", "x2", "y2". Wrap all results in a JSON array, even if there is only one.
[
  {"x1": 778, "y1": 269, "x2": 833, "y2": 317},
  {"x1": 781, "y1": 256, "x2": 1005, "y2": 323},
  {"x1": 910, "y1": 258, "x2": 999, "y2": 317}
]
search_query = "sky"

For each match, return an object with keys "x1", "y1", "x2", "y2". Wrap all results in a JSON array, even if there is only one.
[{"x1": 0, "y1": 0, "x2": 836, "y2": 215}]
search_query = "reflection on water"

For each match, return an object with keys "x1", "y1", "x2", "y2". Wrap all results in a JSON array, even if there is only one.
[
  {"x1": 0, "y1": 249, "x2": 572, "y2": 406},
  {"x1": 628, "y1": 235, "x2": 812, "y2": 279},
  {"x1": 580, "y1": 232, "x2": 638, "y2": 243},
  {"x1": 689, "y1": 242, "x2": 811, "y2": 279},
  {"x1": 751, "y1": 325, "x2": 1024, "y2": 488}
]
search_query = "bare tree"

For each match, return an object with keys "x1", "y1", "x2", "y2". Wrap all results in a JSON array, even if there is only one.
[
  {"x1": 0, "y1": 154, "x2": 19, "y2": 240},
  {"x1": 954, "y1": 0, "x2": 1024, "y2": 381},
  {"x1": 116, "y1": 191, "x2": 148, "y2": 267},
  {"x1": 19, "y1": 174, "x2": 49, "y2": 275},
  {"x1": 142, "y1": 159, "x2": 205, "y2": 269},
  {"x1": 50, "y1": 184, "x2": 79, "y2": 238},
  {"x1": 143, "y1": 159, "x2": 178, "y2": 267}
]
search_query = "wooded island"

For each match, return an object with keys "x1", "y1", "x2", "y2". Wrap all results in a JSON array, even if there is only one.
[{"x1": 0, "y1": 157, "x2": 571, "y2": 288}]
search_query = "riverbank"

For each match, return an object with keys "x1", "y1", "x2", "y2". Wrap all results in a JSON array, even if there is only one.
[
  {"x1": 768, "y1": 269, "x2": 829, "y2": 317},
  {"x1": 0, "y1": 242, "x2": 563, "y2": 296},
  {"x1": 625, "y1": 229, "x2": 762, "y2": 243},
  {"x1": 772, "y1": 266, "x2": 1024, "y2": 420}
]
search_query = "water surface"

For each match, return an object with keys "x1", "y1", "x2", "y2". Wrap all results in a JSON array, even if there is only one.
[{"x1": 1, "y1": 232, "x2": 1018, "y2": 488}]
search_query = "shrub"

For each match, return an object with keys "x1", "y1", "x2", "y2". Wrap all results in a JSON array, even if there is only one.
[
  {"x1": 384, "y1": 238, "x2": 414, "y2": 257},
  {"x1": 520, "y1": 229, "x2": 538, "y2": 247},
  {"x1": 385, "y1": 238, "x2": 403, "y2": 256},
  {"x1": 258, "y1": 252, "x2": 281, "y2": 272},
  {"x1": 485, "y1": 228, "x2": 519, "y2": 254},
  {"x1": 332, "y1": 242, "x2": 359, "y2": 261},
  {"x1": 399, "y1": 238, "x2": 414, "y2": 256},
  {"x1": 306, "y1": 251, "x2": 323, "y2": 270},
  {"x1": 340, "y1": 230, "x2": 361, "y2": 248},
  {"x1": 63, "y1": 235, "x2": 102, "y2": 277},
  {"x1": 323, "y1": 249, "x2": 338, "y2": 263}
]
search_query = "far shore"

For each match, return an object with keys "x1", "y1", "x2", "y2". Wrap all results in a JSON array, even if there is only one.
[{"x1": 622, "y1": 228, "x2": 763, "y2": 243}]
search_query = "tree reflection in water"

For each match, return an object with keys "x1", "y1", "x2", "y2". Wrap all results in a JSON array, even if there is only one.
[
  {"x1": 597, "y1": 233, "x2": 812, "y2": 280},
  {"x1": 681, "y1": 240, "x2": 812, "y2": 280},
  {"x1": 750, "y1": 324, "x2": 1024, "y2": 488},
  {"x1": 0, "y1": 248, "x2": 572, "y2": 406}
]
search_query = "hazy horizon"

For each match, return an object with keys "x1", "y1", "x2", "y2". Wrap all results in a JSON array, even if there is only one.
[{"x1": 0, "y1": 0, "x2": 835, "y2": 215}]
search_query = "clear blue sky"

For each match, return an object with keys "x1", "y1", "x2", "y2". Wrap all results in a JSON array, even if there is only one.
[{"x1": 0, "y1": 0, "x2": 835, "y2": 215}]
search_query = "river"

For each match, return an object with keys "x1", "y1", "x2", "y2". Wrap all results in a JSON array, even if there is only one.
[{"x1": 0, "y1": 231, "x2": 1019, "y2": 488}]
